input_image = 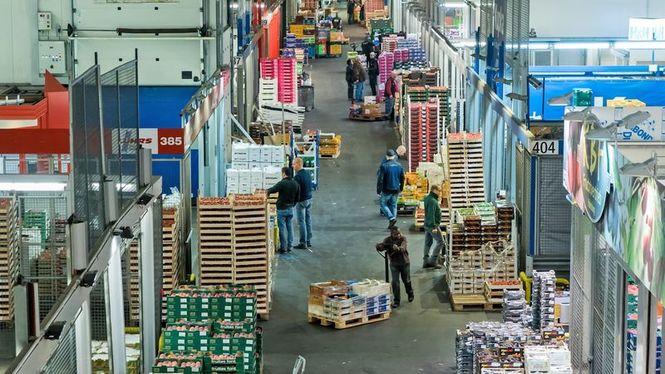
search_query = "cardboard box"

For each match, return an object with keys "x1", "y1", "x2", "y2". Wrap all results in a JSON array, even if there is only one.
[
  {"x1": 232, "y1": 142, "x2": 249, "y2": 162},
  {"x1": 248, "y1": 144, "x2": 261, "y2": 162},
  {"x1": 260, "y1": 146, "x2": 273, "y2": 163}
]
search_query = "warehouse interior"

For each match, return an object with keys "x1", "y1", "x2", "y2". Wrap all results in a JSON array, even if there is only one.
[{"x1": 1, "y1": 0, "x2": 665, "y2": 373}]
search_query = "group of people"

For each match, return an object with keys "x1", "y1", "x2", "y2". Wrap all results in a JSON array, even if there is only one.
[
  {"x1": 266, "y1": 158, "x2": 314, "y2": 254},
  {"x1": 345, "y1": 39, "x2": 399, "y2": 123},
  {"x1": 375, "y1": 148, "x2": 445, "y2": 308},
  {"x1": 346, "y1": 0, "x2": 365, "y2": 25}
]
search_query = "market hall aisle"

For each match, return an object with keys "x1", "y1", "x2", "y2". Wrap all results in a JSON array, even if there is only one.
[{"x1": 261, "y1": 24, "x2": 496, "y2": 373}]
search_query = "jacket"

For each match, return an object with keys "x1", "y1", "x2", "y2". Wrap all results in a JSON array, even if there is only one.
[
  {"x1": 423, "y1": 192, "x2": 442, "y2": 230},
  {"x1": 368, "y1": 58, "x2": 379, "y2": 78},
  {"x1": 384, "y1": 77, "x2": 398, "y2": 97},
  {"x1": 377, "y1": 159, "x2": 405, "y2": 194},
  {"x1": 376, "y1": 235, "x2": 409, "y2": 265},
  {"x1": 345, "y1": 65, "x2": 354, "y2": 83},
  {"x1": 267, "y1": 177, "x2": 300, "y2": 210},
  {"x1": 361, "y1": 40, "x2": 374, "y2": 56},
  {"x1": 294, "y1": 169, "x2": 313, "y2": 202},
  {"x1": 353, "y1": 64, "x2": 367, "y2": 82}
]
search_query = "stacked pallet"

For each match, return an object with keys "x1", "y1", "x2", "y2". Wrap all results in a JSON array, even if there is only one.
[
  {"x1": 407, "y1": 98, "x2": 440, "y2": 171},
  {"x1": 0, "y1": 198, "x2": 19, "y2": 321},
  {"x1": 128, "y1": 241, "x2": 140, "y2": 324},
  {"x1": 300, "y1": 0, "x2": 317, "y2": 11},
  {"x1": 162, "y1": 203, "x2": 184, "y2": 293},
  {"x1": 447, "y1": 132, "x2": 485, "y2": 213},
  {"x1": 259, "y1": 58, "x2": 298, "y2": 105},
  {"x1": 484, "y1": 279, "x2": 522, "y2": 305},
  {"x1": 198, "y1": 194, "x2": 272, "y2": 319}
]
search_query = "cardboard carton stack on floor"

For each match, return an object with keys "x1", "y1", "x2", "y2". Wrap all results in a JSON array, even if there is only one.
[
  {"x1": 308, "y1": 279, "x2": 391, "y2": 327},
  {"x1": 227, "y1": 143, "x2": 285, "y2": 195}
]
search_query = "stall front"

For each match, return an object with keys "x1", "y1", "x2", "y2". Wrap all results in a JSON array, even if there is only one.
[{"x1": 564, "y1": 107, "x2": 665, "y2": 373}]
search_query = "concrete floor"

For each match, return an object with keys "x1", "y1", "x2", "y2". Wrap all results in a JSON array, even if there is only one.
[{"x1": 260, "y1": 24, "x2": 497, "y2": 374}]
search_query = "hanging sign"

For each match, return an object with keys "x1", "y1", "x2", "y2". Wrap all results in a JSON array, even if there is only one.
[{"x1": 529, "y1": 140, "x2": 560, "y2": 155}]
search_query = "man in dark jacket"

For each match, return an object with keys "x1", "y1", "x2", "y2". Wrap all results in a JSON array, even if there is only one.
[
  {"x1": 367, "y1": 52, "x2": 379, "y2": 96},
  {"x1": 292, "y1": 157, "x2": 313, "y2": 250},
  {"x1": 376, "y1": 226, "x2": 414, "y2": 308},
  {"x1": 423, "y1": 185, "x2": 443, "y2": 268},
  {"x1": 345, "y1": 59, "x2": 354, "y2": 100},
  {"x1": 347, "y1": 0, "x2": 355, "y2": 24},
  {"x1": 377, "y1": 149, "x2": 405, "y2": 228},
  {"x1": 267, "y1": 167, "x2": 300, "y2": 254},
  {"x1": 361, "y1": 34, "x2": 374, "y2": 60}
]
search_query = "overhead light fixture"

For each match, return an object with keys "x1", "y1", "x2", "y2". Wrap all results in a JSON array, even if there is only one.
[
  {"x1": 614, "y1": 41, "x2": 665, "y2": 49},
  {"x1": 554, "y1": 42, "x2": 610, "y2": 50},
  {"x1": 507, "y1": 93, "x2": 528, "y2": 101},
  {"x1": 564, "y1": 107, "x2": 597, "y2": 121},
  {"x1": 0, "y1": 182, "x2": 67, "y2": 192},
  {"x1": 620, "y1": 154, "x2": 665, "y2": 177},
  {"x1": 495, "y1": 77, "x2": 513, "y2": 84},
  {"x1": 584, "y1": 111, "x2": 652, "y2": 141},
  {"x1": 548, "y1": 92, "x2": 573, "y2": 106},
  {"x1": 528, "y1": 43, "x2": 551, "y2": 50},
  {"x1": 527, "y1": 75, "x2": 542, "y2": 89},
  {"x1": 443, "y1": 2, "x2": 467, "y2": 8},
  {"x1": 230, "y1": 2, "x2": 239, "y2": 10}
]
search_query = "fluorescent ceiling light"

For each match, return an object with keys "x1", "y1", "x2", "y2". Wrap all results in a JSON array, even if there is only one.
[
  {"x1": 444, "y1": 2, "x2": 467, "y2": 8},
  {"x1": 0, "y1": 182, "x2": 67, "y2": 192},
  {"x1": 529, "y1": 43, "x2": 550, "y2": 50},
  {"x1": 615, "y1": 41, "x2": 665, "y2": 49},
  {"x1": 554, "y1": 42, "x2": 610, "y2": 49}
]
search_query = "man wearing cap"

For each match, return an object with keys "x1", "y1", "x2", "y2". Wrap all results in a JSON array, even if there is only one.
[
  {"x1": 377, "y1": 149, "x2": 405, "y2": 229},
  {"x1": 367, "y1": 51, "x2": 379, "y2": 96},
  {"x1": 376, "y1": 226, "x2": 413, "y2": 308}
]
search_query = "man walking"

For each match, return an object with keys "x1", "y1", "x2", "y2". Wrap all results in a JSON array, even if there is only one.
[
  {"x1": 347, "y1": 0, "x2": 355, "y2": 24},
  {"x1": 423, "y1": 185, "x2": 443, "y2": 268},
  {"x1": 377, "y1": 149, "x2": 405, "y2": 229},
  {"x1": 376, "y1": 227, "x2": 414, "y2": 308},
  {"x1": 292, "y1": 158, "x2": 313, "y2": 250},
  {"x1": 267, "y1": 167, "x2": 300, "y2": 254}
]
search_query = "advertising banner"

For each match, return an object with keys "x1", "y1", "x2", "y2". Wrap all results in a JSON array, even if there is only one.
[
  {"x1": 120, "y1": 128, "x2": 184, "y2": 155},
  {"x1": 564, "y1": 106, "x2": 665, "y2": 302},
  {"x1": 563, "y1": 112, "x2": 611, "y2": 223}
]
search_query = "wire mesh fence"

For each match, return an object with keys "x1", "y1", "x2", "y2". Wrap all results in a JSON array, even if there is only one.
[
  {"x1": 100, "y1": 61, "x2": 140, "y2": 213},
  {"x1": 42, "y1": 321, "x2": 77, "y2": 373},
  {"x1": 17, "y1": 193, "x2": 69, "y2": 323},
  {"x1": 70, "y1": 66, "x2": 106, "y2": 256}
]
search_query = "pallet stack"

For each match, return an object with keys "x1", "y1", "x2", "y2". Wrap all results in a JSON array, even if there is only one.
[
  {"x1": 128, "y1": 241, "x2": 140, "y2": 324},
  {"x1": 0, "y1": 197, "x2": 19, "y2": 321},
  {"x1": 198, "y1": 194, "x2": 272, "y2": 319},
  {"x1": 446, "y1": 132, "x2": 485, "y2": 214},
  {"x1": 259, "y1": 78, "x2": 278, "y2": 105}
]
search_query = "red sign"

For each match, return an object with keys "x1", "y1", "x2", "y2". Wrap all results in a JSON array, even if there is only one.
[{"x1": 156, "y1": 128, "x2": 184, "y2": 154}]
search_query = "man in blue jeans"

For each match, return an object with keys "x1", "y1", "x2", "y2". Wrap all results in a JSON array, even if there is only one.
[
  {"x1": 423, "y1": 185, "x2": 443, "y2": 269},
  {"x1": 377, "y1": 149, "x2": 405, "y2": 229},
  {"x1": 267, "y1": 167, "x2": 300, "y2": 254},
  {"x1": 292, "y1": 157, "x2": 313, "y2": 250}
]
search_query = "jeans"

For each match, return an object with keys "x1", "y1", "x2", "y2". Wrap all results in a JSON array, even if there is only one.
[
  {"x1": 296, "y1": 199, "x2": 312, "y2": 245},
  {"x1": 348, "y1": 12, "x2": 353, "y2": 24},
  {"x1": 379, "y1": 192, "x2": 398, "y2": 221},
  {"x1": 369, "y1": 77, "x2": 377, "y2": 96},
  {"x1": 347, "y1": 81, "x2": 354, "y2": 99},
  {"x1": 277, "y1": 208, "x2": 294, "y2": 251},
  {"x1": 390, "y1": 263, "x2": 413, "y2": 304},
  {"x1": 354, "y1": 81, "x2": 365, "y2": 102},
  {"x1": 423, "y1": 227, "x2": 444, "y2": 265},
  {"x1": 384, "y1": 96, "x2": 395, "y2": 120}
]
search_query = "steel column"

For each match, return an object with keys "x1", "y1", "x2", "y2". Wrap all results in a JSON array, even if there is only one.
[{"x1": 140, "y1": 203, "x2": 157, "y2": 373}]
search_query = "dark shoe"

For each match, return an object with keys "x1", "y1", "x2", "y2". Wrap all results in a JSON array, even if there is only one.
[
  {"x1": 389, "y1": 219, "x2": 397, "y2": 228},
  {"x1": 408, "y1": 294, "x2": 414, "y2": 302},
  {"x1": 307, "y1": 242, "x2": 312, "y2": 248},
  {"x1": 423, "y1": 263, "x2": 434, "y2": 269},
  {"x1": 294, "y1": 244, "x2": 308, "y2": 250},
  {"x1": 278, "y1": 249, "x2": 287, "y2": 254},
  {"x1": 391, "y1": 302, "x2": 400, "y2": 308},
  {"x1": 287, "y1": 248, "x2": 293, "y2": 253}
]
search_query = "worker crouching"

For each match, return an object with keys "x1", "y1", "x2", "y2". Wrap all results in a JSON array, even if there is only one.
[{"x1": 376, "y1": 227, "x2": 414, "y2": 308}]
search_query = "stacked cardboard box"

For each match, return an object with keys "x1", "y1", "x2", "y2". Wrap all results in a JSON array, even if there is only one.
[
  {"x1": 308, "y1": 279, "x2": 391, "y2": 326},
  {"x1": 524, "y1": 346, "x2": 572, "y2": 374},
  {"x1": 531, "y1": 271, "x2": 557, "y2": 331}
]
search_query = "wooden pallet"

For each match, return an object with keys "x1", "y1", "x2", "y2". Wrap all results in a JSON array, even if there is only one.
[
  {"x1": 308, "y1": 312, "x2": 390, "y2": 329},
  {"x1": 449, "y1": 293, "x2": 494, "y2": 312}
]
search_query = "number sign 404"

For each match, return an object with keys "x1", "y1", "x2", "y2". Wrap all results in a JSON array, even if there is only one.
[{"x1": 531, "y1": 140, "x2": 559, "y2": 155}]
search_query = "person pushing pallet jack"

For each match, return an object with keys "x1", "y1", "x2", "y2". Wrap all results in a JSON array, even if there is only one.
[{"x1": 375, "y1": 226, "x2": 414, "y2": 308}]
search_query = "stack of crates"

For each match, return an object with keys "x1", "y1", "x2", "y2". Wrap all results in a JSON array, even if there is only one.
[
  {"x1": 161, "y1": 286, "x2": 262, "y2": 373},
  {"x1": 277, "y1": 58, "x2": 297, "y2": 104}
]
